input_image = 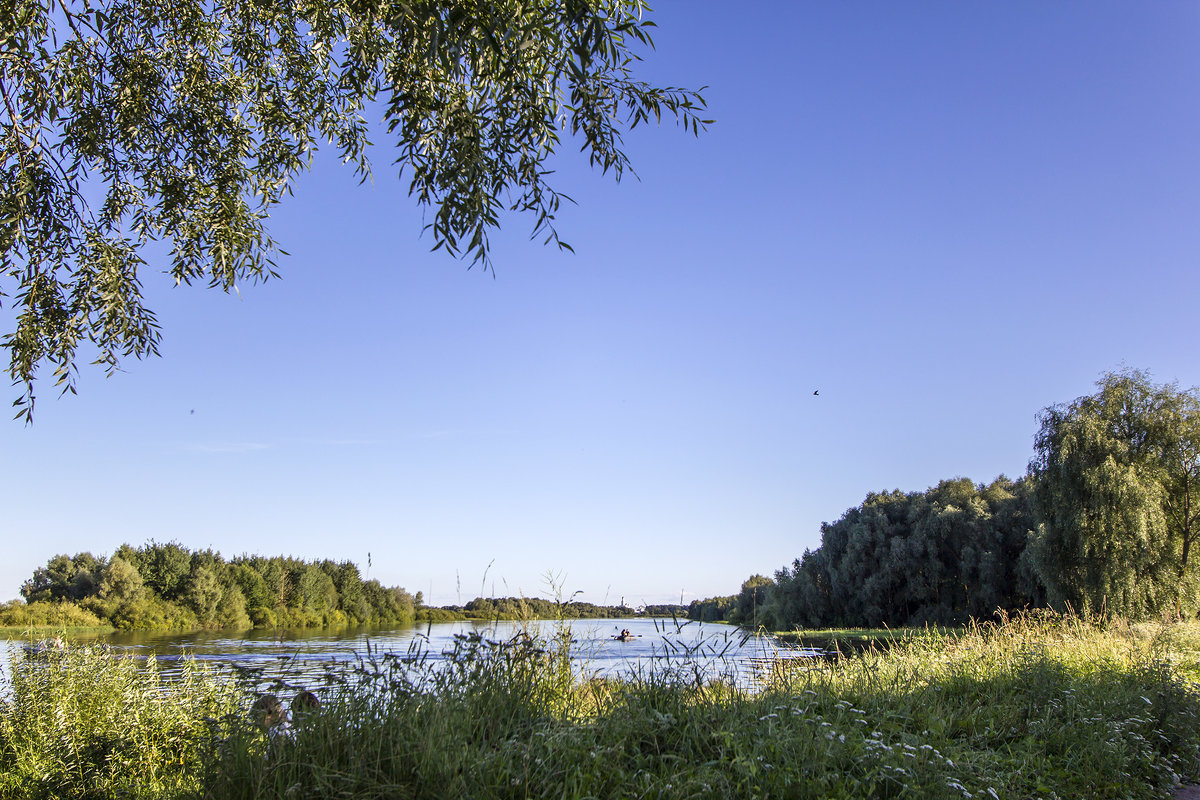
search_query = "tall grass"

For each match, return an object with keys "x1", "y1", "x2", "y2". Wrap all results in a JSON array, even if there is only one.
[
  {"x1": 3, "y1": 615, "x2": 1199, "y2": 799},
  {"x1": 0, "y1": 646, "x2": 242, "y2": 799},
  {"x1": 208, "y1": 614, "x2": 1200, "y2": 800}
]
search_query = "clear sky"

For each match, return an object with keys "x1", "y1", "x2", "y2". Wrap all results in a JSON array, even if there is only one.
[{"x1": 3, "y1": 1, "x2": 1199, "y2": 608}]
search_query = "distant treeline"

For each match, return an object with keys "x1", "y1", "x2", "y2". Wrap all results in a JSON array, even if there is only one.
[
  {"x1": 4, "y1": 542, "x2": 418, "y2": 630},
  {"x1": 431, "y1": 598, "x2": 686, "y2": 620},
  {"x1": 691, "y1": 369, "x2": 1200, "y2": 629},
  {"x1": 3, "y1": 541, "x2": 690, "y2": 631}
]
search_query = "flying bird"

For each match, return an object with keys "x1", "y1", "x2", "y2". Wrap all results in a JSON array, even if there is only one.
[{"x1": 812, "y1": 390, "x2": 819, "y2": 396}]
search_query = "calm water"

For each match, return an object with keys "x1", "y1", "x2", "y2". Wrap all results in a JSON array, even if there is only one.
[{"x1": 1, "y1": 617, "x2": 823, "y2": 694}]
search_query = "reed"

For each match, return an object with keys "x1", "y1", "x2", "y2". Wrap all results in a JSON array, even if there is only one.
[{"x1": 0, "y1": 645, "x2": 242, "y2": 799}]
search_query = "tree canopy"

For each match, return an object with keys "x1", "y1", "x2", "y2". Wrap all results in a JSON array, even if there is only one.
[
  {"x1": 15, "y1": 541, "x2": 417, "y2": 629},
  {"x1": 693, "y1": 369, "x2": 1200, "y2": 630},
  {"x1": 1029, "y1": 368, "x2": 1200, "y2": 617},
  {"x1": 1, "y1": 0, "x2": 708, "y2": 419},
  {"x1": 758, "y1": 476, "x2": 1042, "y2": 630}
]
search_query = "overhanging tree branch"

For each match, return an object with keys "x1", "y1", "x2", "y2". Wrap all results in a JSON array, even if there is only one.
[{"x1": 1, "y1": 0, "x2": 710, "y2": 421}]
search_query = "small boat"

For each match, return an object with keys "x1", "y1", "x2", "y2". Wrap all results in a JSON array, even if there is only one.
[
  {"x1": 21, "y1": 637, "x2": 67, "y2": 658},
  {"x1": 612, "y1": 631, "x2": 639, "y2": 642}
]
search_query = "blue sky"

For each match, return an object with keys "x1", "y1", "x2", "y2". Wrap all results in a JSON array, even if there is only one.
[{"x1": 3, "y1": 1, "x2": 1199, "y2": 607}]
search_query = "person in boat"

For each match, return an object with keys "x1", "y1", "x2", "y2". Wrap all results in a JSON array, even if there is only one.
[{"x1": 22, "y1": 636, "x2": 66, "y2": 657}]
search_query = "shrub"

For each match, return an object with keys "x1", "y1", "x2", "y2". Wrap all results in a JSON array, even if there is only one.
[{"x1": 0, "y1": 600, "x2": 104, "y2": 629}]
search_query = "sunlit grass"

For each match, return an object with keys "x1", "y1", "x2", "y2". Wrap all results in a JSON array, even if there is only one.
[
  {"x1": 3, "y1": 614, "x2": 1199, "y2": 799},
  {"x1": 772, "y1": 625, "x2": 943, "y2": 648},
  {"x1": 0, "y1": 646, "x2": 242, "y2": 799}
]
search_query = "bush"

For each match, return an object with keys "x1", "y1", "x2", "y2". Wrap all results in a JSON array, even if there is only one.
[
  {"x1": 0, "y1": 600, "x2": 104, "y2": 628},
  {"x1": 248, "y1": 605, "x2": 277, "y2": 628},
  {"x1": 104, "y1": 595, "x2": 200, "y2": 630}
]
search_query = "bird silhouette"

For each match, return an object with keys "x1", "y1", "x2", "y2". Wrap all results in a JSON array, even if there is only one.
[{"x1": 812, "y1": 390, "x2": 819, "y2": 396}]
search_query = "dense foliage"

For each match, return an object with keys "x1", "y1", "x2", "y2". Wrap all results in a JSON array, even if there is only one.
[
  {"x1": 689, "y1": 370, "x2": 1200, "y2": 630},
  {"x1": 761, "y1": 476, "x2": 1043, "y2": 629},
  {"x1": 1, "y1": 0, "x2": 708, "y2": 419},
  {"x1": 1030, "y1": 368, "x2": 1200, "y2": 618},
  {"x1": 687, "y1": 593, "x2": 735, "y2": 622},
  {"x1": 10, "y1": 541, "x2": 416, "y2": 629}
]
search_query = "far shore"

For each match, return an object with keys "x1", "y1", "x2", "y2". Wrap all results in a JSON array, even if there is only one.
[{"x1": 0, "y1": 625, "x2": 116, "y2": 636}]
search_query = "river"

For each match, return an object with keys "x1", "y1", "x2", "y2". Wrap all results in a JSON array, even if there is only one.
[{"x1": 1, "y1": 617, "x2": 824, "y2": 696}]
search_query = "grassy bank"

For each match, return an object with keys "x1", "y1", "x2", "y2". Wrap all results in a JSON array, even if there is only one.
[
  {"x1": 772, "y1": 626, "x2": 941, "y2": 646},
  {"x1": 3, "y1": 615, "x2": 1199, "y2": 799},
  {"x1": 0, "y1": 626, "x2": 114, "y2": 637}
]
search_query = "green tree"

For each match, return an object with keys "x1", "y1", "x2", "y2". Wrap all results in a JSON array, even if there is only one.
[
  {"x1": 183, "y1": 564, "x2": 223, "y2": 625},
  {"x1": 764, "y1": 476, "x2": 1041, "y2": 630},
  {"x1": 212, "y1": 584, "x2": 251, "y2": 628},
  {"x1": 296, "y1": 565, "x2": 337, "y2": 615},
  {"x1": 730, "y1": 575, "x2": 773, "y2": 628},
  {"x1": 1030, "y1": 369, "x2": 1200, "y2": 617},
  {"x1": 20, "y1": 553, "x2": 105, "y2": 602},
  {"x1": 98, "y1": 555, "x2": 146, "y2": 604},
  {"x1": 228, "y1": 562, "x2": 269, "y2": 610},
  {"x1": 21, "y1": 554, "x2": 76, "y2": 602},
  {"x1": 258, "y1": 558, "x2": 290, "y2": 610},
  {"x1": 686, "y1": 595, "x2": 734, "y2": 623},
  {"x1": 2, "y1": 0, "x2": 708, "y2": 419},
  {"x1": 135, "y1": 541, "x2": 193, "y2": 601},
  {"x1": 326, "y1": 560, "x2": 369, "y2": 623},
  {"x1": 66, "y1": 552, "x2": 106, "y2": 599}
]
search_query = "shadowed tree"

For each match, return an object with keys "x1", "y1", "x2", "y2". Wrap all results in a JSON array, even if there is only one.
[
  {"x1": 764, "y1": 476, "x2": 1040, "y2": 630},
  {"x1": 21, "y1": 552, "x2": 107, "y2": 602},
  {"x1": 133, "y1": 541, "x2": 193, "y2": 601},
  {"x1": 730, "y1": 574, "x2": 774, "y2": 628}
]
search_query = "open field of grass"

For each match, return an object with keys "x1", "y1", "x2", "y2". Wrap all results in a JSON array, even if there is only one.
[{"x1": 2, "y1": 614, "x2": 1199, "y2": 799}]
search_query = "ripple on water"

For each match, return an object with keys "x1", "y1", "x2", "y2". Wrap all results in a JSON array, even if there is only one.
[{"x1": 1, "y1": 618, "x2": 831, "y2": 696}]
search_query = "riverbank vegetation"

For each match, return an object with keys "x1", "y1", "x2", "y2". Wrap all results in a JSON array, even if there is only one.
[
  {"x1": 2, "y1": 614, "x2": 1199, "y2": 799},
  {"x1": 9, "y1": 543, "x2": 419, "y2": 631},
  {"x1": 447, "y1": 597, "x2": 682, "y2": 621},
  {"x1": 5, "y1": 543, "x2": 684, "y2": 633},
  {"x1": 691, "y1": 369, "x2": 1200, "y2": 632}
]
